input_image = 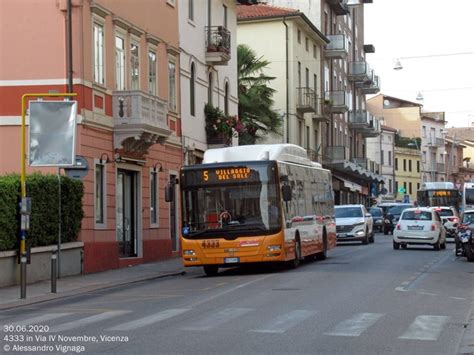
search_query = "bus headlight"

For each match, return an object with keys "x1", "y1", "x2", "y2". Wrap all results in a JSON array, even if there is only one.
[
  {"x1": 267, "y1": 245, "x2": 282, "y2": 251},
  {"x1": 183, "y1": 249, "x2": 196, "y2": 256}
]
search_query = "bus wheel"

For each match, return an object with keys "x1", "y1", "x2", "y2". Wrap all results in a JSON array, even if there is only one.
[
  {"x1": 290, "y1": 238, "x2": 301, "y2": 269},
  {"x1": 203, "y1": 266, "x2": 218, "y2": 276},
  {"x1": 316, "y1": 232, "x2": 328, "y2": 261}
]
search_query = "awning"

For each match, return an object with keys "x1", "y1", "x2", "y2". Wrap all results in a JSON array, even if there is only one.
[
  {"x1": 325, "y1": 160, "x2": 384, "y2": 183},
  {"x1": 333, "y1": 174, "x2": 363, "y2": 192}
]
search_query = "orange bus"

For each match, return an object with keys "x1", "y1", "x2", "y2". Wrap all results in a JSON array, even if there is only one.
[{"x1": 180, "y1": 144, "x2": 336, "y2": 276}]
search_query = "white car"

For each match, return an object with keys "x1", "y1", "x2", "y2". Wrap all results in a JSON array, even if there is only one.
[
  {"x1": 431, "y1": 206, "x2": 460, "y2": 240},
  {"x1": 335, "y1": 205, "x2": 374, "y2": 244},
  {"x1": 393, "y1": 207, "x2": 447, "y2": 250}
]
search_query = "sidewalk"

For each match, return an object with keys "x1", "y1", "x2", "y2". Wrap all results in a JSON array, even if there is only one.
[{"x1": 0, "y1": 257, "x2": 185, "y2": 311}]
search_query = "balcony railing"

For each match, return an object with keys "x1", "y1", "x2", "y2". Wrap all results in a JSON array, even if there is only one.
[
  {"x1": 437, "y1": 163, "x2": 446, "y2": 173},
  {"x1": 359, "y1": 75, "x2": 380, "y2": 95},
  {"x1": 426, "y1": 136, "x2": 444, "y2": 148},
  {"x1": 361, "y1": 117, "x2": 381, "y2": 137},
  {"x1": 313, "y1": 99, "x2": 330, "y2": 123},
  {"x1": 353, "y1": 157, "x2": 368, "y2": 169},
  {"x1": 296, "y1": 87, "x2": 317, "y2": 113},
  {"x1": 348, "y1": 61, "x2": 372, "y2": 82},
  {"x1": 324, "y1": 145, "x2": 350, "y2": 163},
  {"x1": 327, "y1": 0, "x2": 350, "y2": 15},
  {"x1": 112, "y1": 90, "x2": 171, "y2": 153},
  {"x1": 348, "y1": 110, "x2": 370, "y2": 129},
  {"x1": 325, "y1": 90, "x2": 350, "y2": 113},
  {"x1": 325, "y1": 34, "x2": 349, "y2": 59},
  {"x1": 205, "y1": 26, "x2": 231, "y2": 65}
]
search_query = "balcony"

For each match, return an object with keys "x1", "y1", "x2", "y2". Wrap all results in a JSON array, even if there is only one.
[
  {"x1": 313, "y1": 99, "x2": 330, "y2": 123},
  {"x1": 112, "y1": 91, "x2": 171, "y2": 155},
  {"x1": 296, "y1": 87, "x2": 317, "y2": 113},
  {"x1": 348, "y1": 61, "x2": 372, "y2": 82},
  {"x1": 327, "y1": 0, "x2": 350, "y2": 15},
  {"x1": 205, "y1": 26, "x2": 231, "y2": 65},
  {"x1": 324, "y1": 145, "x2": 350, "y2": 163},
  {"x1": 325, "y1": 34, "x2": 349, "y2": 60},
  {"x1": 348, "y1": 110, "x2": 370, "y2": 130},
  {"x1": 426, "y1": 137, "x2": 444, "y2": 148},
  {"x1": 325, "y1": 90, "x2": 350, "y2": 113},
  {"x1": 437, "y1": 163, "x2": 446, "y2": 173},
  {"x1": 361, "y1": 117, "x2": 381, "y2": 138},
  {"x1": 353, "y1": 157, "x2": 368, "y2": 169},
  {"x1": 359, "y1": 75, "x2": 380, "y2": 95}
]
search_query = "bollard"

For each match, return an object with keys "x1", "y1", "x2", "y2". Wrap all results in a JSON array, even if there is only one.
[
  {"x1": 20, "y1": 255, "x2": 27, "y2": 299},
  {"x1": 51, "y1": 252, "x2": 57, "y2": 293}
]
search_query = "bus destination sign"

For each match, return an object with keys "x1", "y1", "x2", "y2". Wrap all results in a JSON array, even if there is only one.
[{"x1": 203, "y1": 167, "x2": 251, "y2": 182}]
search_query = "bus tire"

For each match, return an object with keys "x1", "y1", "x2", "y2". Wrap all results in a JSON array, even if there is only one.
[
  {"x1": 316, "y1": 231, "x2": 328, "y2": 261},
  {"x1": 289, "y1": 235, "x2": 301, "y2": 269},
  {"x1": 203, "y1": 266, "x2": 218, "y2": 276}
]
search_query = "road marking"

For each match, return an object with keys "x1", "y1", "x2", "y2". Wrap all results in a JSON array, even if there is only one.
[
  {"x1": 109, "y1": 308, "x2": 189, "y2": 331},
  {"x1": 6, "y1": 313, "x2": 72, "y2": 326},
  {"x1": 251, "y1": 310, "x2": 316, "y2": 334},
  {"x1": 399, "y1": 315, "x2": 449, "y2": 341},
  {"x1": 50, "y1": 311, "x2": 129, "y2": 333},
  {"x1": 182, "y1": 308, "x2": 252, "y2": 331},
  {"x1": 324, "y1": 313, "x2": 384, "y2": 337}
]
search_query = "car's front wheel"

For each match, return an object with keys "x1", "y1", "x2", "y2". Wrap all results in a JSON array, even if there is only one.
[{"x1": 393, "y1": 241, "x2": 400, "y2": 250}]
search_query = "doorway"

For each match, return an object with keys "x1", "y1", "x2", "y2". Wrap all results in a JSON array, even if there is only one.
[{"x1": 117, "y1": 169, "x2": 138, "y2": 257}]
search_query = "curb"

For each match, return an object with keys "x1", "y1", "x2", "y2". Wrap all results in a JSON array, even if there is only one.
[{"x1": 0, "y1": 270, "x2": 186, "y2": 311}]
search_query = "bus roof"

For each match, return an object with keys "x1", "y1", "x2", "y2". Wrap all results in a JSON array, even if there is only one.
[
  {"x1": 203, "y1": 144, "x2": 321, "y2": 167},
  {"x1": 420, "y1": 182, "x2": 456, "y2": 190}
]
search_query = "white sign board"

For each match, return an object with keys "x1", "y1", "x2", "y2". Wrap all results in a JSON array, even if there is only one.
[{"x1": 29, "y1": 101, "x2": 77, "y2": 166}]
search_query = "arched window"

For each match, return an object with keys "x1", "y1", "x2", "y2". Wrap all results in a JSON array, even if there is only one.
[
  {"x1": 224, "y1": 82, "x2": 229, "y2": 116},
  {"x1": 190, "y1": 63, "x2": 195, "y2": 116},
  {"x1": 208, "y1": 72, "x2": 213, "y2": 105}
]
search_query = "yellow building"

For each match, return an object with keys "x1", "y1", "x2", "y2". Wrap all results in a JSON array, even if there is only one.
[{"x1": 395, "y1": 147, "x2": 421, "y2": 203}]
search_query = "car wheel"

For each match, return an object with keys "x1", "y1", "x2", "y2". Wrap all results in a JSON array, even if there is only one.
[
  {"x1": 362, "y1": 229, "x2": 369, "y2": 245},
  {"x1": 369, "y1": 234, "x2": 375, "y2": 243},
  {"x1": 433, "y1": 238, "x2": 440, "y2": 251},
  {"x1": 393, "y1": 241, "x2": 400, "y2": 250},
  {"x1": 401, "y1": 244, "x2": 407, "y2": 249},
  {"x1": 440, "y1": 241, "x2": 446, "y2": 250},
  {"x1": 203, "y1": 266, "x2": 219, "y2": 276}
]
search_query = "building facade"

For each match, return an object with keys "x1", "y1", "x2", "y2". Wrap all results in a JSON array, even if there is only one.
[
  {"x1": 179, "y1": 0, "x2": 239, "y2": 164},
  {"x1": 394, "y1": 147, "x2": 421, "y2": 203},
  {"x1": 0, "y1": 0, "x2": 183, "y2": 272}
]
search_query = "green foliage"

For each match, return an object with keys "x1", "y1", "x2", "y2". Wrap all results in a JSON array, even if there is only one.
[
  {"x1": 0, "y1": 174, "x2": 84, "y2": 251},
  {"x1": 395, "y1": 135, "x2": 421, "y2": 150},
  {"x1": 204, "y1": 104, "x2": 240, "y2": 139}
]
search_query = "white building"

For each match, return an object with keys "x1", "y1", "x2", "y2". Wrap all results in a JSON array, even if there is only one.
[
  {"x1": 179, "y1": 0, "x2": 239, "y2": 164},
  {"x1": 421, "y1": 113, "x2": 447, "y2": 182}
]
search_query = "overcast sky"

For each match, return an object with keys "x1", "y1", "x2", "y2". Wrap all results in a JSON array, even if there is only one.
[{"x1": 364, "y1": 0, "x2": 474, "y2": 128}]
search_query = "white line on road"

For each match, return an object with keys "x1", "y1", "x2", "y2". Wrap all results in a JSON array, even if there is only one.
[
  {"x1": 182, "y1": 308, "x2": 252, "y2": 331},
  {"x1": 399, "y1": 315, "x2": 449, "y2": 341},
  {"x1": 50, "y1": 311, "x2": 129, "y2": 333},
  {"x1": 109, "y1": 308, "x2": 190, "y2": 331},
  {"x1": 251, "y1": 310, "x2": 316, "y2": 334},
  {"x1": 324, "y1": 313, "x2": 385, "y2": 337},
  {"x1": 6, "y1": 313, "x2": 72, "y2": 326}
]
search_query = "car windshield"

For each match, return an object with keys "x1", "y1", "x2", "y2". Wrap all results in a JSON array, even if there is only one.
[
  {"x1": 369, "y1": 208, "x2": 382, "y2": 217},
  {"x1": 434, "y1": 209, "x2": 454, "y2": 217},
  {"x1": 462, "y1": 213, "x2": 474, "y2": 224},
  {"x1": 335, "y1": 207, "x2": 363, "y2": 218},
  {"x1": 402, "y1": 211, "x2": 432, "y2": 221},
  {"x1": 388, "y1": 205, "x2": 411, "y2": 215}
]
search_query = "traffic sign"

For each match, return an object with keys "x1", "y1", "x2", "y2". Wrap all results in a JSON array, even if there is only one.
[{"x1": 398, "y1": 187, "x2": 406, "y2": 193}]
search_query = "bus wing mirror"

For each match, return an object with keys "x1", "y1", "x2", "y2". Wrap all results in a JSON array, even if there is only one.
[
  {"x1": 282, "y1": 185, "x2": 292, "y2": 202},
  {"x1": 165, "y1": 183, "x2": 174, "y2": 202}
]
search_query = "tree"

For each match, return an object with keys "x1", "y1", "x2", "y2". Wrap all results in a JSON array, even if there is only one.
[{"x1": 237, "y1": 44, "x2": 281, "y2": 145}]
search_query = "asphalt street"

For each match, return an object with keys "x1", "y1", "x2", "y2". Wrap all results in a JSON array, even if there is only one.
[{"x1": 1, "y1": 233, "x2": 473, "y2": 355}]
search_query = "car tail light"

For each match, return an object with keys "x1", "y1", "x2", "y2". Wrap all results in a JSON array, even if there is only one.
[
  {"x1": 447, "y1": 217, "x2": 459, "y2": 223},
  {"x1": 431, "y1": 224, "x2": 436, "y2": 231},
  {"x1": 396, "y1": 224, "x2": 401, "y2": 230}
]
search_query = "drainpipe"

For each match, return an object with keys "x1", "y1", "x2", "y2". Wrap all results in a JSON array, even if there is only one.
[
  {"x1": 66, "y1": 0, "x2": 73, "y2": 93},
  {"x1": 283, "y1": 17, "x2": 289, "y2": 143}
]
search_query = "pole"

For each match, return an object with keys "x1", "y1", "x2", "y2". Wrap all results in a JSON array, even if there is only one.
[
  {"x1": 57, "y1": 167, "x2": 62, "y2": 278},
  {"x1": 51, "y1": 251, "x2": 57, "y2": 293}
]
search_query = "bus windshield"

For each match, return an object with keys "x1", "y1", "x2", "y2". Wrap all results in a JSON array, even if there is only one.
[
  {"x1": 181, "y1": 161, "x2": 281, "y2": 238},
  {"x1": 417, "y1": 189, "x2": 460, "y2": 209}
]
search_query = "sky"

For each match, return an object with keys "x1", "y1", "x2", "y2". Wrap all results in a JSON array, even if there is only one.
[{"x1": 364, "y1": 0, "x2": 474, "y2": 128}]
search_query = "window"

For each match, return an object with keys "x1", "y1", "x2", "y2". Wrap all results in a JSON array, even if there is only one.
[
  {"x1": 299, "y1": 120, "x2": 303, "y2": 146},
  {"x1": 188, "y1": 0, "x2": 194, "y2": 21},
  {"x1": 168, "y1": 58, "x2": 177, "y2": 111},
  {"x1": 422, "y1": 126, "x2": 426, "y2": 137},
  {"x1": 306, "y1": 126, "x2": 310, "y2": 150},
  {"x1": 305, "y1": 68, "x2": 309, "y2": 87},
  {"x1": 313, "y1": 44, "x2": 316, "y2": 58},
  {"x1": 190, "y1": 63, "x2": 195, "y2": 116},
  {"x1": 417, "y1": 182, "x2": 420, "y2": 190},
  {"x1": 313, "y1": 74, "x2": 317, "y2": 93},
  {"x1": 130, "y1": 41, "x2": 140, "y2": 90},
  {"x1": 223, "y1": 5, "x2": 228, "y2": 29},
  {"x1": 298, "y1": 62, "x2": 301, "y2": 87},
  {"x1": 403, "y1": 181, "x2": 407, "y2": 191},
  {"x1": 403, "y1": 159, "x2": 407, "y2": 171},
  {"x1": 207, "y1": 71, "x2": 213, "y2": 105},
  {"x1": 388, "y1": 151, "x2": 392, "y2": 166},
  {"x1": 93, "y1": 22, "x2": 104, "y2": 85},
  {"x1": 381, "y1": 150, "x2": 384, "y2": 165},
  {"x1": 148, "y1": 50, "x2": 157, "y2": 95},
  {"x1": 408, "y1": 159, "x2": 412, "y2": 172},
  {"x1": 297, "y1": 29, "x2": 301, "y2": 43},
  {"x1": 150, "y1": 169, "x2": 159, "y2": 226},
  {"x1": 395, "y1": 158, "x2": 398, "y2": 170},
  {"x1": 417, "y1": 160, "x2": 420, "y2": 172},
  {"x1": 395, "y1": 181, "x2": 399, "y2": 193},
  {"x1": 115, "y1": 36, "x2": 125, "y2": 90},
  {"x1": 224, "y1": 82, "x2": 229, "y2": 116},
  {"x1": 389, "y1": 179, "x2": 392, "y2": 193},
  {"x1": 95, "y1": 161, "x2": 106, "y2": 226},
  {"x1": 409, "y1": 182, "x2": 412, "y2": 195},
  {"x1": 305, "y1": 37, "x2": 309, "y2": 51}
]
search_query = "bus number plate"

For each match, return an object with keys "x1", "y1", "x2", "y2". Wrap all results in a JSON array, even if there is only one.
[
  {"x1": 224, "y1": 257, "x2": 240, "y2": 263},
  {"x1": 202, "y1": 240, "x2": 220, "y2": 248}
]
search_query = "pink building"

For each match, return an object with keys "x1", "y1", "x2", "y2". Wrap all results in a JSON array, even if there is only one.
[{"x1": 0, "y1": 0, "x2": 183, "y2": 272}]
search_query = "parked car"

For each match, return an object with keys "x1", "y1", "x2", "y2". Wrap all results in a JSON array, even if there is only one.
[
  {"x1": 431, "y1": 206, "x2": 460, "y2": 240},
  {"x1": 383, "y1": 203, "x2": 413, "y2": 235},
  {"x1": 369, "y1": 207, "x2": 384, "y2": 232},
  {"x1": 335, "y1": 205, "x2": 374, "y2": 244},
  {"x1": 393, "y1": 207, "x2": 447, "y2": 250}
]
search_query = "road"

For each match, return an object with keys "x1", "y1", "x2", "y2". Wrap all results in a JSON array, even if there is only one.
[{"x1": 1, "y1": 234, "x2": 473, "y2": 355}]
